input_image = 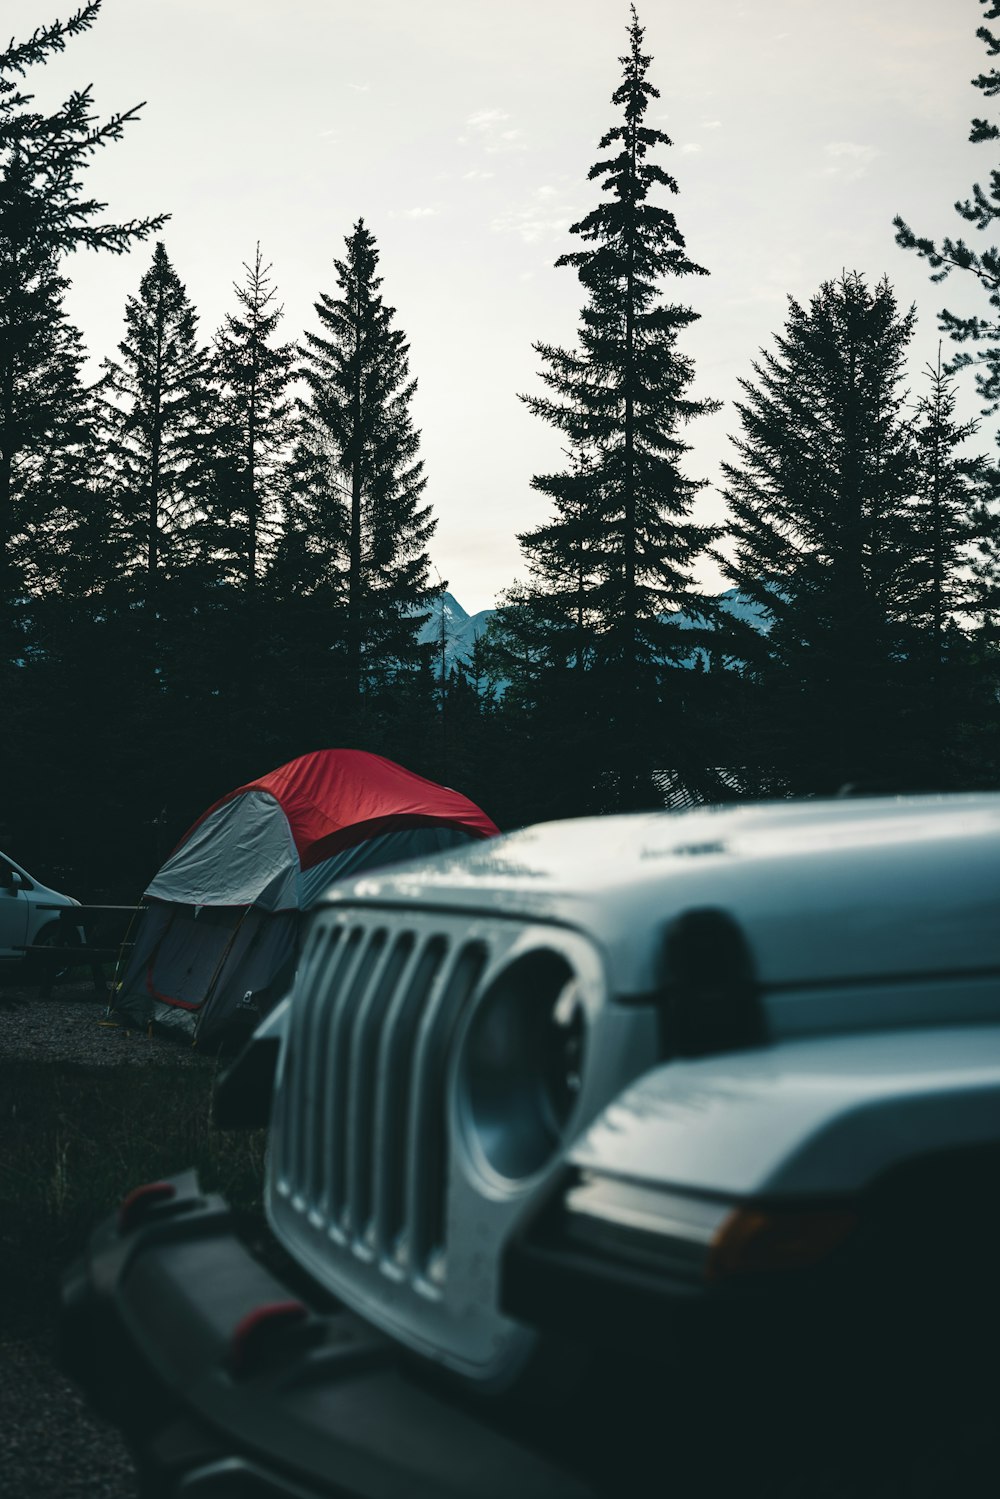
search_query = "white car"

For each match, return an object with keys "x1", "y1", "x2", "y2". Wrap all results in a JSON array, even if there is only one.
[
  {"x1": 0, "y1": 849, "x2": 80, "y2": 965},
  {"x1": 63, "y1": 793, "x2": 1000, "y2": 1497}
]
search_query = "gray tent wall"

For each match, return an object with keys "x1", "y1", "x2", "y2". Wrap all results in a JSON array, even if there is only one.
[
  {"x1": 116, "y1": 904, "x2": 298, "y2": 1041},
  {"x1": 146, "y1": 791, "x2": 300, "y2": 910},
  {"x1": 116, "y1": 824, "x2": 474, "y2": 1046}
]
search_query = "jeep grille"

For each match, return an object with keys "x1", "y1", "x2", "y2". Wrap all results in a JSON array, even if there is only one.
[
  {"x1": 267, "y1": 906, "x2": 644, "y2": 1381},
  {"x1": 274, "y1": 914, "x2": 486, "y2": 1289}
]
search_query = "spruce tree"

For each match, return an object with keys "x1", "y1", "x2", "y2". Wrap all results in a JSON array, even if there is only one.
[
  {"x1": 516, "y1": 7, "x2": 719, "y2": 801},
  {"x1": 212, "y1": 245, "x2": 295, "y2": 590},
  {"x1": 969, "y1": 486, "x2": 1000, "y2": 632},
  {"x1": 269, "y1": 432, "x2": 349, "y2": 601},
  {"x1": 99, "y1": 242, "x2": 213, "y2": 594},
  {"x1": 257, "y1": 426, "x2": 353, "y2": 753},
  {"x1": 298, "y1": 218, "x2": 436, "y2": 697},
  {"x1": 908, "y1": 351, "x2": 983, "y2": 652},
  {"x1": 893, "y1": 0, "x2": 1000, "y2": 784},
  {"x1": 1, "y1": 253, "x2": 97, "y2": 598},
  {"x1": 902, "y1": 351, "x2": 996, "y2": 783},
  {"x1": 894, "y1": 0, "x2": 1000, "y2": 415},
  {"x1": 719, "y1": 273, "x2": 920, "y2": 791},
  {"x1": 0, "y1": 1, "x2": 165, "y2": 623},
  {"x1": 514, "y1": 451, "x2": 602, "y2": 677}
]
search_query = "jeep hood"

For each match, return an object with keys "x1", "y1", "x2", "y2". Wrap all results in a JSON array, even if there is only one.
[{"x1": 320, "y1": 794, "x2": 1000, "y2": 998}]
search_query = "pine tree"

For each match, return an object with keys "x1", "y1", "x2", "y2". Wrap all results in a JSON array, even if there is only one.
[
  {"x1": 0, "y1": 1, "x2": 165, "y2": 623},
  {"x1": 893, "y1": 0, "x2": 1000, "y2": 786},
  {"x1": 897, "y1": 351, "x2": 988, "y2": 782},
  {"x1": 213, "y1": 245, "x2": 295, "y2": 590},
  {"x1": 269, "y1": 431, "x2": 349, "y2": 601},
  {"x1": 256, "y1": 425, "x2": 353, "y2": 753},
  {"x1": 298, "y1": 218, "x2": 436, "y2": 697},
  {"x1": 516, "y1": 7, "x2": 719, "y2": 800},
  {"x1": 1, "y1": 254, "x2": 97, "y2": 595},
  {"x1": 515, "y1": 451, "x2": 602, "y2": 676},
  {"x1": 894, "y1": 0, "x2": 1000, "y2": 415},
  {"x1": 99, "y1": 242, "x2": 213, "y2": 594},
  {"x1": 908, "y1": 351, "x2": 982, "y2": 651},
  {"x1": 719, "y1": 273, "x2": 920, "y2": 791},
  {"x1": 969, "y1": 484, "x2": 1000, "y2": 632}
]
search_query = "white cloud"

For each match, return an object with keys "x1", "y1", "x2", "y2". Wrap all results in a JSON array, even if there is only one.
[
  {"x1": 463, "y1": 168, "x2": 496, "y2": 181},
  {"x1": 402, "y1": 206, "x2": 438, "y2": 219},
  {"x1": 826, "y1": 141, "x2": 875, "y2": 160},
  {"x1": 463, "y1": 108, "x2": 527, "y2": 155},
  {"x1": 680, "y1": 143, "x2": 702, "y2": 154},
  {"x1": 492, "y1": 185, "x2": 578, "y2": 244},
  {"x1": 486, "y1": 127, "x2": 526, "y2": 155},
  {"x1": 822, "y1": 141, "x2": 879, "y2": 181},
  {"x1": 347, "y1": 82, "x2": 370, "y2": 93},
  {"x1": 467, "y1": 108, "x2": 510, "y2": 130},
  {"x1": 493, "y1": 213, "x2": 568, "y2": 245},
  {"x1": 702, "y1": 119, "x2": 723, "y2": 130}
]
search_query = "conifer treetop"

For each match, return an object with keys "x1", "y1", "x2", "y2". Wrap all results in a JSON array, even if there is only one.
[
  {"x1": 295, "y1": 215, "x2": 434, "y2": 689},
  {"x1": 115, "y1": 241, "x2": 203, "y2": 377},
  {"x1": 0, "y1": 0, "x2": 167, "y2": 257},
  {"x1": 98, "y1": 239, "x2": 215, "y2": 584},
  {"x1": 893, "y1": 0, "x2": 1000, "y2": 410},
  {"x1": 559, "y1": 6, "x2": 707, "y2": 287},
  {"x1": 221, "y1": 243, "x2": 286, "y2": 338}
]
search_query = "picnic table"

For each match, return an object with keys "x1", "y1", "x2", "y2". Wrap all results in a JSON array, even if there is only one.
[{"x1": 23, "y1": 904, "x2": 140, "y2": 999}]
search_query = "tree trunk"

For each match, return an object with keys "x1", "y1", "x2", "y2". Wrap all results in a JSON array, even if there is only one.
[
  {"x1": 348, "y1": 291, "x2": 364, "y2": 698},
  {"x1": 247, "y1": 323, "x2": 258, "y2": 592},
  {"x1": 0, "y1": 357, "x2": 14, "y2": 597},
  {"x1": 619, "y1": 103, "x2": 639, "y2": 806},
  {"x1": 929, "y1": 356, "x2": 946, "y2": 780},
  {"x1": 148, "y1": 282, "x2": 164, "y2": 594},
  {"x1": 0, "y1": 251, "x2": 20, "y2": 619}
]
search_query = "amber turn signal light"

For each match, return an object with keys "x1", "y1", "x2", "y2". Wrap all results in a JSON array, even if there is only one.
[{"x1": 706, "y1": 1205, "x2": 858, "y2": 1281}]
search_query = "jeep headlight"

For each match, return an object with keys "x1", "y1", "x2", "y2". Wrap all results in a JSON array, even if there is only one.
[{"x1": 460, "y1": 949, "x2": 588, "y2": 1181}]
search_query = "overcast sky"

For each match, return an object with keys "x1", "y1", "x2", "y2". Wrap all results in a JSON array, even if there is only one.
[{"x1": 7, "y1": 0, "x2": 992, "y2": 613}]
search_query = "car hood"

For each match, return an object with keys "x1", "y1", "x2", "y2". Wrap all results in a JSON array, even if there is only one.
[
  {"x1": 29, "y1": 881, "x2": 80, "y2": 906},
  {"x1": 319, "y1": 794, "x2": 1000, "y2": 999}
]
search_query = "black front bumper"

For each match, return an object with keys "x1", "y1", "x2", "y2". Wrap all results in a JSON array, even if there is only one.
[{"x1": 59, "y1": 1171, "x2": 594, "y2": 1499}]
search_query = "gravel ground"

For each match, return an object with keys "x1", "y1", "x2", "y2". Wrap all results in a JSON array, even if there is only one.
[
  {"x1": 0, "y1": 1333, "x2": 136, "y2": 1499},
  {"x1": 0, "y1": 975, "x2": 208, "y2": 1499},
  {"x1": 0, "y1": 977, "x2": 213, "y2": 1067}
]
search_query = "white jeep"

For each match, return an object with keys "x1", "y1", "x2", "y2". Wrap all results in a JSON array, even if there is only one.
[{"x1": 63, "y1": 794, "x2": 1000, "y2": 1498}]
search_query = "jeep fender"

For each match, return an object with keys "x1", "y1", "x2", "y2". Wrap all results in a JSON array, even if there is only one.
[{"x1": 569, "y1": 1023, "x2": 1000, "y2": 1199}]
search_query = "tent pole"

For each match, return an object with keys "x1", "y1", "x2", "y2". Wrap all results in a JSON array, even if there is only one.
[
  {"x1": 193, "y1": 904, "x2": 256, "y2": 1046},
  {"x1": 104, "y1": 901, "x2": 147, "y2": 1021}
]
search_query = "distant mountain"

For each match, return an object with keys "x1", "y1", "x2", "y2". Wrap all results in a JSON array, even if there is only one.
[
  {"x1": 671, "y1": 587, "x2": 773, "y2": 634},
  {"x1": 418, "y1": 587, "x2": 774, "y2": 679},
  {"x1": 670, "y1": 588, "x2": 774, "y2": 666},
  {"x1": 417, "y1": 592, "x2": 496, "y2": 676}
]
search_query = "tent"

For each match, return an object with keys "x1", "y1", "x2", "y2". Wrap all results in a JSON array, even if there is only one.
[{"x1": 114, "y1": 749, "x2": 499, "y2": 1047}]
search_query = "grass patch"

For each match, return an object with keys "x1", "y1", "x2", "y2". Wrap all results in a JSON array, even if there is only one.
[{"x1": 0, "y1": 1060, "x2": 267, "y2": 1333}]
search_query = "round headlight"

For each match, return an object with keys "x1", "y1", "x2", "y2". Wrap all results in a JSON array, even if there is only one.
[{"x1": 460, "y1": 949, "x2": 587, "y2": 1181}]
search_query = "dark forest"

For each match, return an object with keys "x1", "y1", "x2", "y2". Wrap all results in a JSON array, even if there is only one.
[{"x1": 2, "y1": 2, "x2": 999, "y2": 900}]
